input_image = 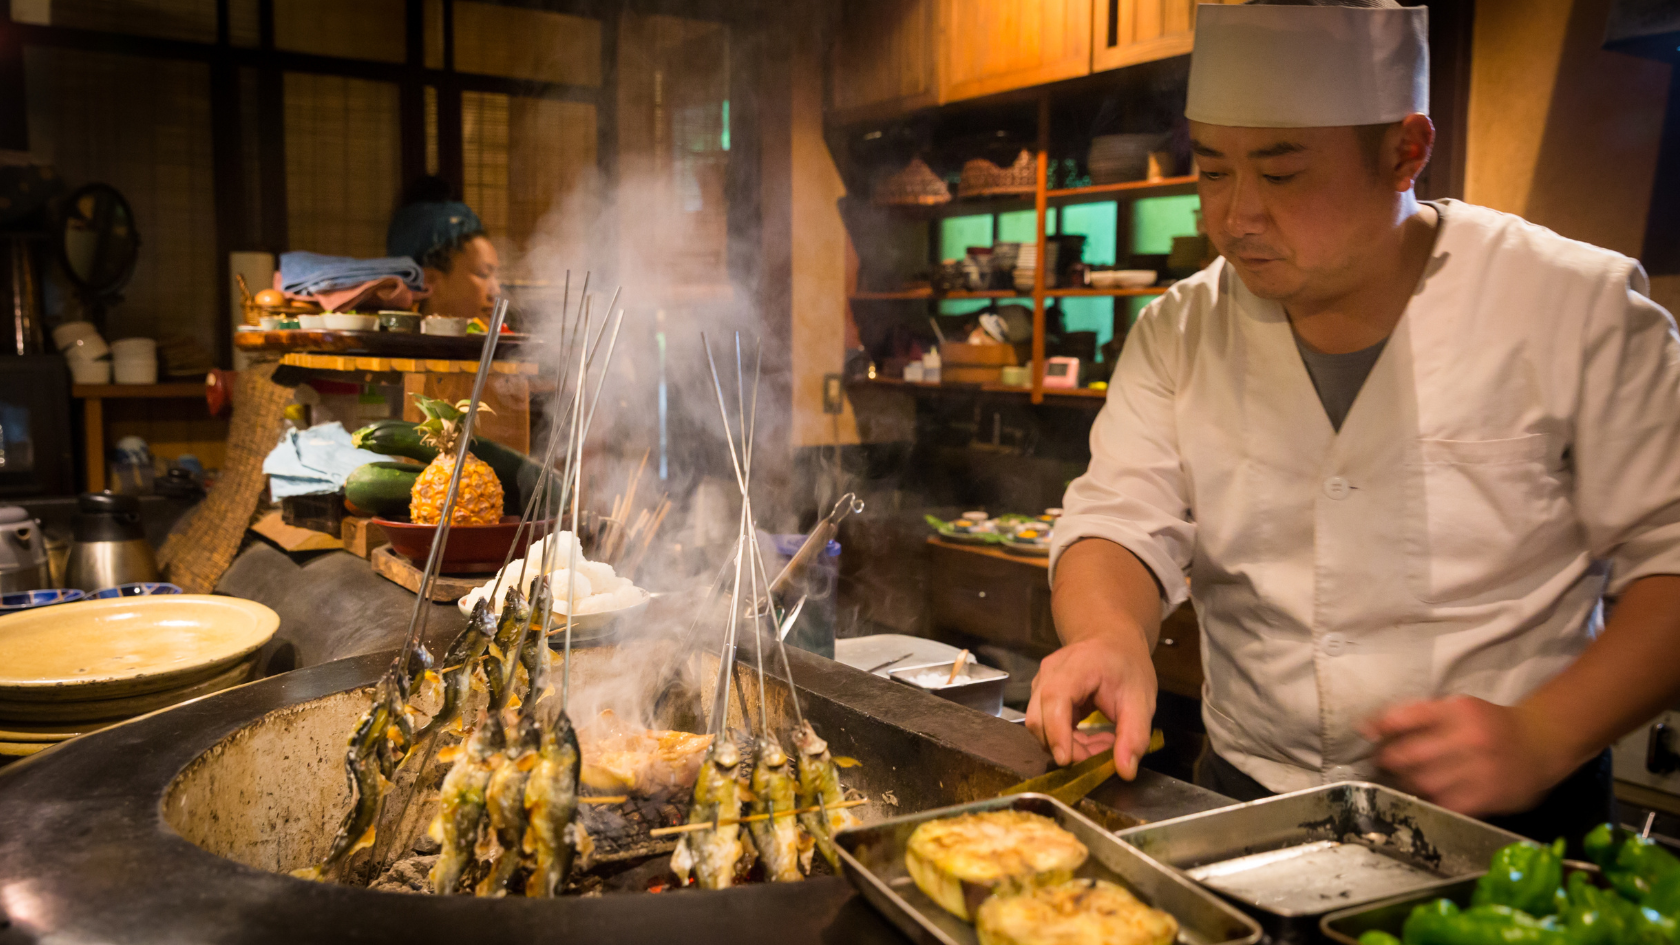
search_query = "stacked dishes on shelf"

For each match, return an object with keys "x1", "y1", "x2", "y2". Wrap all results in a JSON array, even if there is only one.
[
  {"x1": 0, "y1": 595, "x2": 278, "y2": 760},
  {"x1": 1088, "y1": 133, "x2": 1166, "y2": 185},
  {"x1": 1013, "y1": 241, "x2": 1060, "y2": 291}
]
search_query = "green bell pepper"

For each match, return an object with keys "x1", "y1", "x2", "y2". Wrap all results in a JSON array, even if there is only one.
[
  {"x1": 1559, "y1": 870, "x2": 1677, "y2": 945},
  {"x1": 1583, "y1": 825, "x2": 1680, "y2": 908},
  {"x1": 1403, "y1": 899, "x2": 1567, "y2": 945},
  {"x1": 1474, "y1": 840, "x2": 1569, "y2": 917},
  {"x1": 1362, "y1": 931, "x2": 1407, "y2": 945}
]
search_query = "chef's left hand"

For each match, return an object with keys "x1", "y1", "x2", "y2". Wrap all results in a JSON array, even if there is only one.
[{"x1": 1361, "y1": 696, "x2": 1565, "y2": 816}]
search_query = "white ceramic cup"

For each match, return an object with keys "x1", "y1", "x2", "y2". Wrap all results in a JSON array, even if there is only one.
[
  {"x1": 113, "y1": 357, "x2": 157, "y2": 385},
  {"x1": 67, "y1": 357, "x2": 111, "y2": 385},
  {"x1": 63, "y1": 335, "x2": 110, "y2": 362},
  {"x1": 109, "y1": 338, "x2": 157, "y2": 359},
  {"x1": 51, "y1": 321, "x2": 100, "y2": 352}
]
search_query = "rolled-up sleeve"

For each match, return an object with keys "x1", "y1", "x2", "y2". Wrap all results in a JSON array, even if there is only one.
[
  {"x1": 1572, "y1": 262, "x2": 1680, "y2": 593},
  {"x1": 1049, "y1": 300, "x2": 1196, "y2": 618}
]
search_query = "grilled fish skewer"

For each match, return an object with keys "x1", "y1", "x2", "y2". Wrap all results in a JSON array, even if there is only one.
[
  {"x1": 476, "y1": 711, "x2": 540, "y2": 897},
  {"x1": 415, "y1": 600, "x2": 494, "y2": 742},
  {"x1": 482, "y1": 586, "x2": 530, "y2": 711},
  {"x1": 524, "y1": 708, "x2": 589, "y2": 897},
  {"x1": 793, "y1": 719, "x2": 858, "y2": 873},
  {"x1": 428, "y1": 714, "x2": 502, "y2": 894},
  {"x1": 749, "y1": 734, "x2": 805, "y2": 882},
  {"x1": 671, "y1": 737, "x2": 745, "y2": 888}
]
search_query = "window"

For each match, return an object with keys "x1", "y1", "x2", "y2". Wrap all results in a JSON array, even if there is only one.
[
  {"x1": 283, "y1": 74, "x2": 403, "y2": 259},
  {"x1": 273, "y1": 0, "x2": 406, "y2": 64}
]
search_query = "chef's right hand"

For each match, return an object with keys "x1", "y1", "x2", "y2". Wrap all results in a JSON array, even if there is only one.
[
  {"x1": 1026, "y1": 538, "x2": 1165, "y2": 777},
  {"x1": 1026, "y1": 633, "x2": 1158, "y2": 776}
]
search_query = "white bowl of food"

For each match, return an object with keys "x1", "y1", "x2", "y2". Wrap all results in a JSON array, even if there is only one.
[
  {"x1": 296, "y1": 314, "x2": 327, "y2": 330},
  {"x1": 322, "y1": 313, "x2": 378, "y2": 332}
]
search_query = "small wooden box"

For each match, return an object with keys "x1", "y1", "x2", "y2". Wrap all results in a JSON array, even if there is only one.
[{"x1": 939, "y1": 341, "x2": 1018, "y2": 366}]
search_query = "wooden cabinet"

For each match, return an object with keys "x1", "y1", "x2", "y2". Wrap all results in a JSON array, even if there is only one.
[
  {"x1": 939, "y1": 0, "x2": 1091, "y2": 103},
  {"x1": 1092, "y1": 0, "x2": 1243, "y2": 74},
  {"x1": 831, "y1": 0, "x2": 941, "y2": 123}
]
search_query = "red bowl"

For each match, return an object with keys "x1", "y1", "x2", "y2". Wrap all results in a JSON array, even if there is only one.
[{"x1": 372, "y1": 516, "x2": 552, "y2": 574}]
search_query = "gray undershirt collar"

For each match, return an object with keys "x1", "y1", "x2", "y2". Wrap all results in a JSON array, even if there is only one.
[{"x1": 1293, "y1": 333, "x2": 1386, "y2": 432}]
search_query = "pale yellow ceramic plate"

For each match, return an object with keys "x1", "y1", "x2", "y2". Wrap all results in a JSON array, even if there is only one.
[
  {"x1": 0, "y1": 717, "x2": 120, "y2": 742},
  {"x1": 0, "y1": 740, "x2": 49, "y2": 757},
  {"x1": 0, "y1": 595, "x2": 277, "y2": 701},
  {"x1": 0, "y1": 657, "x2": 257, "y2": 722}
]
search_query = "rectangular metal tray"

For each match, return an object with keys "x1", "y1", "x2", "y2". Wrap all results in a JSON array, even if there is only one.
[
  {"x1": 835, "y1": 792, "x2": 1264, "y2": 945},
  {"x1": 890, "y1": 663, "x2": 1008, "y2": 717},
  {"x1": 1115, "y1": 782, "x2": 1527, "y2": 943}
]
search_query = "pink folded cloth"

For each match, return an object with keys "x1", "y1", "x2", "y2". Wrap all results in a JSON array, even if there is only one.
[{"x1": 272, "y1": 272, "x2": 428, "y2": 312}]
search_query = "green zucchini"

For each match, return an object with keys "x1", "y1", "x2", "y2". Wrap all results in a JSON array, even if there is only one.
[
  {"x1": 344, "y1": 461, "x2": 422, "y2": 519},
  {"x1": 350, "y1": 419, "x2": 542, "y2": 515}
]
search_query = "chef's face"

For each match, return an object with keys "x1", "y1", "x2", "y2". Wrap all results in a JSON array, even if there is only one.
[
  {"x1": 424, "y1": 235, "x2": 501, "y2": 320},
  {"x1": 1189, "y1": 119, "x2": 1430, "y2": 303}
]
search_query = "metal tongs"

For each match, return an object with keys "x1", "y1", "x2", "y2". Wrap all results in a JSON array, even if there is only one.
[{"x1": 755, "y1": 492, "x2": 864, "y2": 613}]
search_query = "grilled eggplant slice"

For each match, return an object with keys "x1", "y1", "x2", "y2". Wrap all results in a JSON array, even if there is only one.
[
  {"x1": 975, "y1": 878, "x2": 1179, "y2": 945},
  {"x1": 904, "y1": 810, "x2": 1088, "y2": 921}
]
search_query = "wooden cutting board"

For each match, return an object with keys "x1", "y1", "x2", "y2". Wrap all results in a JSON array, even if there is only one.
[{"x1": 369, "y1": 545, "x2": 484, "y2": 602}]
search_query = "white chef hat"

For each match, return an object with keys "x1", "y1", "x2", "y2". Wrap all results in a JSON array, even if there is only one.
[{"x1": 1186, "y1": 1, "x2": 1429, "y2": 128}]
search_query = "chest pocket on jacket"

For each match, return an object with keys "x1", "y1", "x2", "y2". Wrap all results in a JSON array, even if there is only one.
[{"x1": 1404, "y1": 433, "x2": 1572, "y2": 604}]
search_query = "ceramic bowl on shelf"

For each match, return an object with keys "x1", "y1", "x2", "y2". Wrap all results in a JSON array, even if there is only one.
[
  {"x1": 257, "y1": 316, "x2": 283, "y2": 330},
  {"x1": 421, "y1": 316, "x2": 468, "y2": 337},
  {"x1": 296, "y1": 314, "x2": 327, "y2": 330},
  {"x1": 67, "y1": 358, "x2": 110, "y2": 385},
  {"x1": 322, "y1": 313, "x2": 378, "y2": 332},
  {"x1": 1089, "y1": 269, "x2": 1158, "y2": 289},
  {"x1": 378, "y1": 311, "x2": 421, "y2": 333}
]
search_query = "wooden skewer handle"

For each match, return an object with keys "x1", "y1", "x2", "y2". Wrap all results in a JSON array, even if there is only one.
[{"x1": 578, "y1": 795, "x2": 629, "y2": 805}]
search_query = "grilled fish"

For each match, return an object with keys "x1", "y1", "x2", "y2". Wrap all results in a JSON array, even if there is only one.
[
  {"x1": 483, "y1": 586, "x2": 530, "y2": 710},
  {"x1": 415, "y1": 599, "x2": 495, "y2": 742},
  {"x1": 748, "y1": 734, "x2": 804, "y2": 882},
  {"x1": 671, "y1": 737, "x2": 744, "y2": 888},
  {"x1": 476, "y1": 711, "x2": 540, "y2": 897},
  {"x1": 792, "y1": 720, "x2": 857, "y2": 872},
  {"x1": 523, "y1": 708, "x2": 588, "y2": 897},
  {"x1": 292, "y1": 675, "x2": 403, "y2": 880},
  {"x1": 428, "y1": 714, "x2": 502, "y2": 894}
]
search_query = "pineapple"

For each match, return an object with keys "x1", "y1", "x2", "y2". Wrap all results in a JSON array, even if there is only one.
[{"x1": 408, "y1": 394, "x2": 504, "y2": 526}]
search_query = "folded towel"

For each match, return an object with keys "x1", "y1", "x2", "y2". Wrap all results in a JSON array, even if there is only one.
[
  {"x1": 279, "y1": 251, "x2": 425, "y2": 295},
  {"x1": 271, "y1": 272, "x2": 426, "y2": 312},
  {"x1": 262, "y1": 422, "x2": 391, "y2": 498}
]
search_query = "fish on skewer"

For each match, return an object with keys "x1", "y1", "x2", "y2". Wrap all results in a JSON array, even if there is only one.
[
  {"x1": 670, "y1": 737, "x2": 745, "y2": 889},
  {"x1": 476, "y1": 711, "x2": 540, "y2": 897},
  {"x1": 481, "y1": 586, "x2": 530, "y2": 710},
  {"x1": 792, "y1": 719, "x2": 860, "y2": 873},
  {"x1": 428, "y1": 713, "x2": 502, "y2": 894},
  {"x1": 414, "y1": 600, "x2": 494, "y2": 742},
  {"x1": 290, "y1": 675, "x2": 404, "y2": 881},
  {"x1": 523, "y1": 707, "x2": 590, "y2": 897},
  {"x1": 748, "y1": 734, "x2": 805, "y2": 882}
]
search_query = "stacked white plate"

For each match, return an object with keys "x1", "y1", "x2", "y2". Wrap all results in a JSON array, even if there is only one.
[
  {"x1": 1012, "y1": 242, "x2": 1060, "y2": 291},
  {"x1": 1089, "y1": 133, "x2": 1165, "y2": 185},
  {"x1": 0, "y1": 595, "x2": 278, "y2": 759}
]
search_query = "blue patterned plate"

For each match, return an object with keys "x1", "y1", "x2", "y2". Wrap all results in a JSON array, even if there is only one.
[
  {"x1": 91, "y1": 583, "x2": 183, "y2": 599},
  {"x1": 0, "y1": 589, "x2": 87, "y2": 613}
]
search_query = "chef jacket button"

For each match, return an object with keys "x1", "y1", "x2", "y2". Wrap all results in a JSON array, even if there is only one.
[
  {"x1": 1323, "y1": 476, "x2": 1351, "y2": 500},
  {"x1": 1323, "y1": 633, "x2": 1345, "y2": 656}
]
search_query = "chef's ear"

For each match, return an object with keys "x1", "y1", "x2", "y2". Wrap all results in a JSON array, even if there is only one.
[{"x1": 1390, "y1": 114, "x2": 1435, "y2": 193}]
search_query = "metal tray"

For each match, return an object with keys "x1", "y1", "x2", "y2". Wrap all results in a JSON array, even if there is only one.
[
  {"x1": 835, "y1": 792, "x2": 1264, "y2": 945},
  {"x1": 890, "y1": 662, "x2": 1008, "y2": 716},
  {"x1": 1115, "y1": 782, "x2": 1527, "y2": 943}
]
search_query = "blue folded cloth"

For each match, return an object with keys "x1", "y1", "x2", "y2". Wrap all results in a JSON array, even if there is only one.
[
  {"x1": 278, "y1": 251, "x2": 425, "y2": 295},
  {"x1": 262, "y1": 422, "x2": 391, "y2": 498}
]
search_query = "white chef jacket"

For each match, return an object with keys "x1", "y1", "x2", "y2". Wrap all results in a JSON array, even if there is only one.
[{"x1": 1050, "y1": 200, "x2": 1680, "y2": 792}]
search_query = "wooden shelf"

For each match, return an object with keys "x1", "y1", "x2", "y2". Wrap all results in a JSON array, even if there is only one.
[
  {"x1": 849, "y1": 376, "x2": 1108, "y2": 404},
  {"x1": 1045, "y1": 175, "x2": 1198, "y2": 201},
  {"x1": 72, "y1": 383, "x2": 205, "y2": 399},
  {"x1": 852, "y1": 286, "x2": 1165, "y2": 304}
]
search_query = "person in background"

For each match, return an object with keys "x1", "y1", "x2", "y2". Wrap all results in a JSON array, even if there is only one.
[{"x1": 386, "y1": 176, "x2": 501, "y2": 324}]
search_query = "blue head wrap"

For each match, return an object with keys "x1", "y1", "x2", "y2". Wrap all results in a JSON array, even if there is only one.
[{"x1": 385, "y1": 201, "x2": 484, "y2": 267}]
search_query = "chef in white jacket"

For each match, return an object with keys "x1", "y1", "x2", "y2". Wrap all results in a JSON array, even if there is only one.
[{"x1": 1027, "y1": 0, "x2": 1680, "y2": 844}]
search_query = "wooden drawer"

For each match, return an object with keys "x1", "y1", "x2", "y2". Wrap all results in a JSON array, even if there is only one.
[{"x1": 926, "y1": 541, "x2": 1047, "y2": 648}]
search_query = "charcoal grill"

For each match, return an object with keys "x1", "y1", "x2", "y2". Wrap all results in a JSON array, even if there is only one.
[{"x1": 0, "y1": 639, "x2": 1228, "y2": 944}]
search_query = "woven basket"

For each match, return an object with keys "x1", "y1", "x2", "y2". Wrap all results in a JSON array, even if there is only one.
[
  {"x1": 873, "y1": 158, "x2": 951, "y2": 207},
  {"x1": 957, "y1": 150, "x2": 1035, "y2": 198}
]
